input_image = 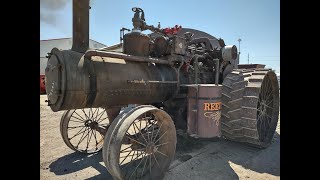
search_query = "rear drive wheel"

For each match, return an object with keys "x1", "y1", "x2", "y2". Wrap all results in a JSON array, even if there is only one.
[{"x1": 221, "y1": 69, "x2": 280, "y2": 148}]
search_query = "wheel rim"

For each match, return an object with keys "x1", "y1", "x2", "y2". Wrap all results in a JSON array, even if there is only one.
[
  {"x1": 257, "y1": 72, "x2": 279, "y2": 143},
  {"x1": 120, "y1": 113, "x2": 169, "y2": 179},
  {"x1": 104, "y1": 105, "x2": 176, "y2": 180},
  {"x1": 64, "y1": 108, "x2": 109, "y2": 153}
]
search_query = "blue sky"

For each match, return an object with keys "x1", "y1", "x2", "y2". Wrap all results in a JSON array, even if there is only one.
[{"x1": 40, "y1": 0, "x2": 280, "y2": 73}]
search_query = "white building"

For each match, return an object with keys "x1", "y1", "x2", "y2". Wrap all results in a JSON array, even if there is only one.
[{"x1": 40, "y1": 38, "x2": 107, "y2": 75}]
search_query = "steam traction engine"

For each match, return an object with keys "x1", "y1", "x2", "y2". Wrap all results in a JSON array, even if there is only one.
[{"x1": 44, "y1": 1, "x2": 279, "y2": 179}]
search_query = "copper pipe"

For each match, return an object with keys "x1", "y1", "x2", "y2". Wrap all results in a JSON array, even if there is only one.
[{"x1": 84, "y1": 50, "x2": 170, "y2": 65}]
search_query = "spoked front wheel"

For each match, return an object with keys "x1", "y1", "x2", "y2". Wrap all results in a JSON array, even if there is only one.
[
  {"x1": 60, "y1": 107, "x2": 120, "y2": 154},
  {"x1": 103, "y1": 105, "x2": 177, "y2": 180}
]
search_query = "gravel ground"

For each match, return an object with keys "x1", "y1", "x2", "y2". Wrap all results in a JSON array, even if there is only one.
[{"x1": 40, "y1": 95, "x2": 280, "y2": 180}]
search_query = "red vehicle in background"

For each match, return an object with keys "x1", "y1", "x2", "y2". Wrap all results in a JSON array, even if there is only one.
[{"x1": 40, "y1": 75, "x2": 46, "y2": 94}]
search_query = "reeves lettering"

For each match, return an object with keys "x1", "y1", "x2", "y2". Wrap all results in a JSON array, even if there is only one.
[{"x1": 204, "y1": 102, "x2": 222, "y2": 111}]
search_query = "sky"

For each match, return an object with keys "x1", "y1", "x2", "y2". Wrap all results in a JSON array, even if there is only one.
[{"x1": 40, "y1": 0, "x2": 280, "y2": 73}]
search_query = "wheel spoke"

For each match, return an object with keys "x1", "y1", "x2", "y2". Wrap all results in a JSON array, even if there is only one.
[
  {"x1": 97, "y1": 116, "x2": 109, "y2": 123},
  {"x1": 265, "y1": 89, "x2": 273, "y2": 102},
  {"x1": 262, "y1": 113, "x2": 272, "y2": 119},
  {"x1": 91, "y1": 108, "x2": 98, "y2": 119},
  {"x1": 149, "y1": 154, "x2": 152, "y2": 177},
  {"x1": 133, "y1": 123, "x2": 149, "y2": 144},
  {"x1": 120, "y1": 146, "x2": 132, "y2": 153},
  {"x1": 150, "y1": 123, "x2": 155, "y2": 144},
  {"x1": 131, "y1": 150, "x2": 145, "y2": 162},
  {"x1": 152, "y1": 122, "x2": 163, "y2": 142},
  {"x1": 76, "y1": 127, "x2": 90, "y2": 148},
  {"x1": 120, "y1": 151, "x2": 136, "y2": 159},
  {"x1": 152, "y1": 153, "x2": 160, "y2": 168},
  {"x1": 68, "y1": 126, "x2": 86, "y2": 140},
  {"x1": 128, "y1": 152, "x2": 147, "y2": 180},
  {"x1": 73, "y1": 111, "x2": 86, "y2": 121},
  {"x1": 147, "y1": 123, "x2": 151, "y2": 143},
  {"x1": 68, "y1": 125, "x2": 86, "y2": 129},
  {"x1": 257, "y1": 111, "x2": 263, "y2": 122},
  {"x1": 260, "y1": 82, "x2": 266, "y2": 100},
  {"x1": 154, "y1": 130, "x2": 168, "y2": 144},
  {"x1": 91, "y1": 108, "x2": 95, "y2": 119},
  {"x1": 262, "y1": 78, "x2": 270, "y2": 100},
  {"x1": 81, "y1": 109, "x2": 90, "y2": 119},
  {"x1": 262, "y1": 116, "x2": 269, "y2": 138},
  {"x1": 120, "y1": 150, "x2": 133, "y2": 165},
  {"x1": 95, "y1": 109, "x2": 106, "y2": 122},
  {"x1": 69, "y1": 118, "x2": 84, "y2": 123},
  {"x1": 140, "y1": 154, "x2": 148, "y2": 178},
  {"x1": 70, "y1": 115, "x2": 86, "y2": 122},
  {"x1": 131, "y1": 121, "x2": 138, "y2": 135},
  {"x1": 94, "y1": 108, "x2": 100, "y2": 121},
  {"x1": 92, "y1": 129, "x2": 98, "y2": 148},
  {"x1": 86, "y1": 129, "x2": 94, "y2": 151},
  {"x1": 155, "y1": 150, "x2": 168, "y2": 157},
  {"x1": 155, "y1": 142, "x2": 169, "y2": 147},
  {"x1": 264, "y1": 78, "x2": 271, "y2": 98},
  {"x1": 129, "y1": 150, "x2": 137, "y2": 163},
  {"x1": 264, "y1": 104, "x2": 274, "y2": 110},
  {"x1": 266, "y1": 98, "x2": 274, "y2": 106},
  {"x1": 126, "y1": 136, "x2": 146, "y2": 147},
  {"x1": 97, "y1": 110, "x2": 109, "y2": 122}
]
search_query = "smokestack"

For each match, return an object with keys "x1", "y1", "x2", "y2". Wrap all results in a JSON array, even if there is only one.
[{"x1": 71, "y1": 0, "x2": 89, "y2": 53}]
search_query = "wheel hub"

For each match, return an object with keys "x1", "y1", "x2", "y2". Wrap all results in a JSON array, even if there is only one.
[
  {"x1": 84, "y1": 120, "x2": 98, "y2": 129},
  {"x1": 145, "y1": 142, "x2": 157, "y2": 154},
  {"x1": 260, "y1": 101, "x2": 267, "y2": 114}
]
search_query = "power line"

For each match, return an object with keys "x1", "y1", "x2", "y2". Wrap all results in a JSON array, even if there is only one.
[
  {"x1": 252, "y1": 56, "x2": 280, "y2": 57},
  {"x1": 251, "y1": 59, "x2": 280, "y2": 62},
  {"x1": 252, "y1": 60, "x2": 280, "y2": 61}
]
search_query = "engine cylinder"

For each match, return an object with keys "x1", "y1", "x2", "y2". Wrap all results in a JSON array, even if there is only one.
[
  {"x1": 45, "y1": 48, "x2": 178, "y2": 112},
  {"x1": 221, "y1": 45, "x2": 238, "y2": 61},
  {"x1": 123, "y1": 32, "x2": 151, "y2": 57}
]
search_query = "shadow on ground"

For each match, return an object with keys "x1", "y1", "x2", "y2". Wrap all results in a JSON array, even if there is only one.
[
  {"x1": 49, "y1": 132, "x2": 280, "y2": 180},
  {"x1": 49, "y1": 151, "x2": 113, "y2": 179}
]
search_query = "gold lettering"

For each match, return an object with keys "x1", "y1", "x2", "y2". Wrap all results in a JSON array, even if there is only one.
[
  {"x1": 204, "y1": 102, "x2": 222, "y2": 111},
  {"x1": 210, "y1": 103, "x2": 214, "y2": 110},
  {"x1": 216, "y1": 102, "x2": 221, "y2": 110},
  {"x1": 204, "y1": 103, "x2": 210, "y2": 111}
]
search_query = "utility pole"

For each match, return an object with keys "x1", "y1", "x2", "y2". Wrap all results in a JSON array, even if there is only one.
[
  {"x1": 248, "y1": 53, "x2": 249, "y2": 64},
  {"x1": 238, "y1": 38, "x2": 241, "y2": 62}
]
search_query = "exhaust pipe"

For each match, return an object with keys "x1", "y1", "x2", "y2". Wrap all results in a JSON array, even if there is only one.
[{"x1": 71, "y1": 0, "x2": 90, "y2": 53}]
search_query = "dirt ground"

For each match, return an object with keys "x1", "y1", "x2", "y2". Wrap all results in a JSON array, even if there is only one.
[{"x1": 40, "y1": 95, "x2": 280, "y2": 180}]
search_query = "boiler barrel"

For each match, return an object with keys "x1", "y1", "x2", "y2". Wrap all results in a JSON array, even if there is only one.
[{"x1": 45, "y1": 48, "x2": 178, "y2": 112}]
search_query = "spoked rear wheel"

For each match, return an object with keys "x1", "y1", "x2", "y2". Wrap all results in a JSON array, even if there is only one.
[
  {"x1": 103, "y1": 105, "x2": 176, "y2": 180},
  {"x1": 256, "y1": 71, "x2": 280, "y2": 145},
  {"x1": 221, "y1": 69, "x2": 279, "y2": 148},
  {"x1": 60, "y1": 107, "x2": 120, "y2": 154}
]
